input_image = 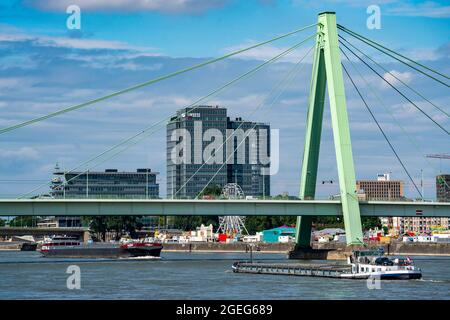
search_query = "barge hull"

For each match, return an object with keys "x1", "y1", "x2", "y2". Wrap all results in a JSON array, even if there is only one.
[
  {"x1": 232, "y1": 262, "x2": 422, "y2": 280},
  {"x1": 41, "y1": 245, "x2": 162, "y2": 258}
]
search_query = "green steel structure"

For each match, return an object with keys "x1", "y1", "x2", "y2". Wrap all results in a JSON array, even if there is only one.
[
  {"x1": 296, "y1": 12, "x2": 363, "y2": 247},
  {"x1": 0, "y1": 199, "x2": 449, "y2": 217},
  {"x1": 1, "y1": 12, "x2": 447, "y2": 249}
]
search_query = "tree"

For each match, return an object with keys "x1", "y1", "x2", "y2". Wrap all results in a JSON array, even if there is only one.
[
  {"x1": 84, "y1": 216, "x2": 108, "y2": 241},
  {"x1": 0, "y1": 219, "x2": 5, "y2": 227},
  {"x1": 83, "y1": 216, "x2": 144, "y2": 241},
  {"x1": 8, "y1": 216, "x2": 38, "y2": 227},
  {"x1": 173, "y1": 215, "x2": 219, "y2": 231},
  {"x1": 361, "y1": 217, "x2": 381, "y2": 230},
  {"x1": 245, "y1": 216, "x2": 296, "y2": 234},
  {"x1": 198, "y1": 184, "x2": 222, "y2": 198},
  {"x1": 313, "y1": 217, "x2": 344, "y2": 229}
]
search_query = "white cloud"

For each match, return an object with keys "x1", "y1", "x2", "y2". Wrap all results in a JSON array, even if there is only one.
[
  {"x1": 405, "y1": 48, "x2": 445, "y2": 61},
  {"x1": 0, "y1": 147, "x2": 40, "y2": 160},
  {"x1": 223, "y1": 42, "x2": 314, "y2": 63},
  {"x1": 0, "y1": 25, "x2": 159, "y2": 52},
  {"x1": 293, "y1": 0, "x2": 450, "y2": 18},
  {"x1": 24, "y1": 0, "x2": 229, "y2": 14},
  {"x1": 0, "y1": 78, "x2": 21, "y2": 88},
  {"x1": 0, "y1": 33, "x2": 155, "y2": 51},
  {"x1": 387, "y1": 1, "x2": 450, "y2": 18},
  {"x1": 382, "y1": 70, "x2": 413, "y2": 89},
  {"x1": 293, "y1": 0, "x2": 395, "y2": 8}
]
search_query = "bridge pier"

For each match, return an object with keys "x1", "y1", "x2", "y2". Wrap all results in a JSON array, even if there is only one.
[{"x1": 295, "y1": 12, "x2": 364, "y2": 247}]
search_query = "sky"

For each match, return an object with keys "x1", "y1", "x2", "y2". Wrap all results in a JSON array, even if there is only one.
[{"x1": 0, "y1": 0, "x2": 449, "y2": 199}]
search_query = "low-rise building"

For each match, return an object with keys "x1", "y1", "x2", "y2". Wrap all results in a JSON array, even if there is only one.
[
  {"x1": 37, "y1": 216, "x2": 82, "y2": 228},
  {"x1": 242, "y1": 232, "x2": 263, "y2": 243},
  {"x1": 262, "y1": 225, "x2": 295, "y2": 243}
]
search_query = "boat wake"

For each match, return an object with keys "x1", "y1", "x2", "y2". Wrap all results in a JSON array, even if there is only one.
[
  {"x1": 120, "y1": 256, "x2": 161, "y2": 260},
  {"x1": 417, "y1": 279, "x2": 448, "y2": 283}
]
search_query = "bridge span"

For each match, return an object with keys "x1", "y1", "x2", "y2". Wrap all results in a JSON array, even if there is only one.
[{"x1": 0, "y1": 199, "x2": 449, "y2": 217}]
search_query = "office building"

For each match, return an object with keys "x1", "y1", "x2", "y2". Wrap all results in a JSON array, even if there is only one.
[
  {"x1": 167, "y1": 106, "x2": 270, "y2": 199},
  {"x1": 356, "y1": 173, "x2": 404, "y2": 201},
  {"x1": 227, "y1": 117, "x2": 270, "y2": 197},
  {"x1": 49, "y1": 166, "x2": 161, "y2": 229},
  {"x1": 51, "y1": 167, "x2": 159, "y2": 199},
  {"x1": 396, "y1": 175, "x2": 450, "y2": 235},
  {"x1": 357, "y1": 173, "x2": 404, "y2": 233}
]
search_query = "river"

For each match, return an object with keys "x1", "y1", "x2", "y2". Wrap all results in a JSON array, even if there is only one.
[{"x1": 0, "y1": 251, "x2": 449, "y2": 299}]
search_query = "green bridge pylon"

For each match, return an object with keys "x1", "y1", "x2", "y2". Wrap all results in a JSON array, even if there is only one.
[{"x1": 295, "y1": 12, "x2": 364, "y2": 247}]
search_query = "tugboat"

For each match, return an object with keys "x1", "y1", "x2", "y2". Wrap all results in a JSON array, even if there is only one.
[
  {"x1": 40, "y1": 235, "x2": 162, "y2": 258},
  {"x1": 341, "y1": 249, "x2": 422, "y2": 280}
]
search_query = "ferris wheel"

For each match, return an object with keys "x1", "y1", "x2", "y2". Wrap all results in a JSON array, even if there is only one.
[
  {"x1": 216, "y1": 183, "x2": 248, "y2": 236},
  {"x1": 222, "y1": 183, "x2": 244, "y2": 199}
]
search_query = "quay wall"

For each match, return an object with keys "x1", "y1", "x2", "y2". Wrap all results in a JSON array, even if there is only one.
[
  {"x1": 291, "y1": 242, "x2": 450, "y2": 260},
  {"x1": 0, "y1": 242, "x2": 22, "y2": 250},
  {"x1": 162, "y1": 241, "x2": 450, "y2": 257},
  {"x1": 161, "y1": 242, "x2": 293, "y2": 253}
]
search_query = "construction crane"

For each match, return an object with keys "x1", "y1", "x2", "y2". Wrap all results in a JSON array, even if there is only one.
[
  {"x1": 426, "y1": 154, "x2": 450, "y2": 159},
  {"x1": 426, "y1": 154, "x2": 450, "y2": 173}
]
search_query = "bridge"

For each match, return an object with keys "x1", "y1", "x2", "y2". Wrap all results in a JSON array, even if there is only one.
[
  {"x1": 0, "y1": 199, "x2": 449, "y2": 217},
  {"x1": 0, "y1": 12, "x2": 448, "y2": 247}
]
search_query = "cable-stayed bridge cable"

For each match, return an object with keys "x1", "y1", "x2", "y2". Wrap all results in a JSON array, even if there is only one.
[
  {"x1": 193, "y1": 48, "x2": 312, "y2": 199},
  {"x1": 341, "y1": 60, "x2": 423, "y2": 199},
  {"x1": 175, "y1": 45, "x2": 314, "y2": 198},
  {"x1": 0, "y1": 23, "x2": 317, "y2": 136},
  {"x1": 339, "y1": 40, "x2": 450, "y2": 136},
  {"x1": 339, "y1": 35, "x2": 449, "y2": 118},
  {"x1": 337, "y1": 24, "x2": 450, "y2": 86},
  {"x1": 339, "y1": 42, "x2": 448, "y2": 184},
  {"x1": 18, "y1": 35, "x2": 316, "y2": 199}
]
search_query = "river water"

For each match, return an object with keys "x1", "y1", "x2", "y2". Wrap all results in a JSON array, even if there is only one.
[{"x1": 0, "y1": 251, "x2": 449, "y2": 300}]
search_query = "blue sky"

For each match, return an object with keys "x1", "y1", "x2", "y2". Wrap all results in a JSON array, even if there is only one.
[{"x1": 0, "y1": 0, "x2": 449, "y2": 199}]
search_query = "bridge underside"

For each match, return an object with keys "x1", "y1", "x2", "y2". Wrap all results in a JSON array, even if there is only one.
[{"x1": 0, "y1": 199, "x2": 448, "y2": 217}]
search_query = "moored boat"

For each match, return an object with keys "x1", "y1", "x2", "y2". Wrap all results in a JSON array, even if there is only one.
[{"x1": 20, "y1": 242, "x2": 38, "y2": 251}]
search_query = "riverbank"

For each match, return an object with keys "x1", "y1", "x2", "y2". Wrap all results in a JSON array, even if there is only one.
[
  {"x1": 0, "y1": 242, "x2": 23, "y2": 250},
  {"x1": 163, "y1": 242, "x2": 450, "y2": 258},
  {"x1": 2, "y1": 241, "x2": 450, "y2": 258},
  {"x1": 290, "y1": 242, "x2": 450, "y2": 260}
]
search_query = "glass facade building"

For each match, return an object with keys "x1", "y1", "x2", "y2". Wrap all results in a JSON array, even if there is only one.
[
  {"x1": 167, "y1": 106, "x2": 270, "y2": 199},
  {"x1": 51, "y1": 168, "x2": 159, "y2": 199}
]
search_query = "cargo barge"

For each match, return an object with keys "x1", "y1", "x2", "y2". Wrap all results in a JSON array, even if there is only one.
[
  {"x1": 232, "y1": 250, "x2": 422, "y2": 280},
  {"x1": 40, "y1": 236, "x2": 162, "y2": 258}
]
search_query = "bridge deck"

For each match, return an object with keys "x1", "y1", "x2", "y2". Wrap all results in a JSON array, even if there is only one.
[{"x1": 0, "y1": 199, "x2": 448, "y2": 217}]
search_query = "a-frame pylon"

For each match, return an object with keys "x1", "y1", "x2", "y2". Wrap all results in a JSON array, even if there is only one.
[{"x1": 295, "y1": 12, "x2": 364, "y2": 247}]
